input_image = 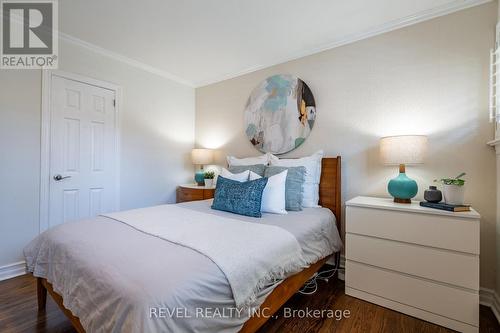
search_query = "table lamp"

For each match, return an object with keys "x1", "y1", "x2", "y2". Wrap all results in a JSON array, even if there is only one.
[
  {"x1": 191, "y1": 148, "x2": 214, "y2": 186},
  {"x1": 380, "y1": 135, "x2": 427, "y2": 203}
]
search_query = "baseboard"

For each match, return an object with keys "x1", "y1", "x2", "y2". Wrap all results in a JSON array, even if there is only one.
[
  {"x1": 479, "y1": 287, "x2": 500, "y2": 324},
  {"x1": 0, "y1": 261, "x2": 26, "y2": 281}
]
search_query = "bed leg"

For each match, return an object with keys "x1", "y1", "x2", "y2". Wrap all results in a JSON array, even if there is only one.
[
  {"x1": 335, "y1": 252, "x2": 341, "y2": 279},
  {"x1": 37, "y1": 278, "x2": 47, "y2": 311}
]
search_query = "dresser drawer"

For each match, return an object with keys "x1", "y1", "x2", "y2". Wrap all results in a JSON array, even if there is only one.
[
  {"x1": 176, "y1": 187, "x2": 204, "y2": 203},
  {"x1": 346, "y1": 233, "x2": 479, "y2": 290},
  {"x1": 346, "y1": 206, "x2": 479, "y2": 254},
  {"x1": 203, "y1": 188, "x2": 215, "y2": 199},
  {"x1": 346, "y1": 260, "x2": 479, "y2": 326}
]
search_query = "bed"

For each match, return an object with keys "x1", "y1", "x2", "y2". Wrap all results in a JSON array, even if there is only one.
[{"x1": 26, "y1": 157, "x2": 342, "y2": 333}]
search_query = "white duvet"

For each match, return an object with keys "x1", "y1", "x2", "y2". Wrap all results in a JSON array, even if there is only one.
[{"x1": 103, "y1": 205, "x2": 307, "y2": 309}]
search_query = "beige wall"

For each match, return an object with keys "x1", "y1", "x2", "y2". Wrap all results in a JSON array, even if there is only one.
[
  {"x1": 0, "y1": 39, "x2": 195, "y2": 267},
  {"x1": 196, "y1": 3, "x2": 498, "y2": 288}
]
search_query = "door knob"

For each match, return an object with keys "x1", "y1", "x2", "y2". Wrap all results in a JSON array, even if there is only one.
[{"x1": 53, "y1": 174, "x2": 71, "y2": 181}]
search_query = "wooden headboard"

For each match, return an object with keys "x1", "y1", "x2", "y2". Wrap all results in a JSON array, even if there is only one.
[{"x1": 319, "y1": 157, "x2": 342, "y2": 231}]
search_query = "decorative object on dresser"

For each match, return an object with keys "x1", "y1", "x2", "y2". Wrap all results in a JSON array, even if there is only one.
[
  {"x1": 244, "y1": 74, "x2": 316, "y2": 154},
  {"x1": 419, "y1": 201, "x2": 470, "y2": 212},
  {"x1": 176, "y1": 184, "x2": 215, "y2": 203},
  {"x1": 380, "y1": 135, "x2": 427, "y2": 203},
  {"x1": 191, "y1": 148, "x2": 214, "y2": 185},
  {"x1": 434, "y1": 172, "x2": 466, "y2": 205},
  {"x1": 203, "y1": 170, "x2": 215, "y2": 188},
  {"x1": 345, "y1": 196, "x2": 480, "y2": 333},
  {"x1": 424, "y1": 185, "x2": 442, "y2": 203}
]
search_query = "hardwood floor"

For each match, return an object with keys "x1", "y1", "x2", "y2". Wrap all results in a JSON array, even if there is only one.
[{"x1": 0, "y1": 274, "x2": 498, "y2": 333}]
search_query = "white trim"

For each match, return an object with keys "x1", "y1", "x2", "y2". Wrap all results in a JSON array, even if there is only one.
[
  {"x1": 114, "y1": 88, "x2": 122, "y2": 212},
  {"x1": 40, "y1": 71, "x2": 51, "y2": 233},
  {"x1": 480, "y1": 287, "x2": 500, "y2": 324},
  {"x1": 44, "y1": 69, "x2": 122, "y2": 92},
  {"x1": 59, "y1": 32, "x2": 193, "y2": 87},
  {"x1": 194, "y1": 0, "x2": 491, "y2": 87},
  {"x1": 39, "y1": 70, "x2": 121, "y2": 233},
  {"x1": 0, "y1": 261, "x2": 26, "y2": 281}
]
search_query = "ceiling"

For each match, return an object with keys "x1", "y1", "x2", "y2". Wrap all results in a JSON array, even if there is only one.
[{"x1": 59, "y1": 0, "x2": 489, "y2": 87}]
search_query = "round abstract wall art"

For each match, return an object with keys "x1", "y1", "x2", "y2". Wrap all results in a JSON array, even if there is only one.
[{"x1": 244, "y1": 74, "x2": 316, "y2": 155}]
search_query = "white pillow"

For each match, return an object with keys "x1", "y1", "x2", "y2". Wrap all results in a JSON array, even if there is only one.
[
  {"x1": 249, "y1": 170, "x2": 288, "y2": 215},
  {"x1": 269, "y1": 150, "x2": 324, "y2": 207},
  {"x1": 227, "y1": 153, "x2": 269, "y2": 167},
  {"x1": 219, "y1": 168, "x2": 250, "y2": 182}
]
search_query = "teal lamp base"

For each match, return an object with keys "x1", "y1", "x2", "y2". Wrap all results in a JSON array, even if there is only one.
[
  {"x1": 194, "y1": 168, "x2": 205, "y2": 186},
  {"x1": 388, "y1": 164, "x2": 418, "y2": 204}
]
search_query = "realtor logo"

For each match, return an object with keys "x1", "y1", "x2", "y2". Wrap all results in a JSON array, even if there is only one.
[{"x1": 1, "y1": 0, "x2": 58, "y2": 69}]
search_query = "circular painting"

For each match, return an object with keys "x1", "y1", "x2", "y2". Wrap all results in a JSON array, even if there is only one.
[{"x1": 244, "y1": 74, "x2": 316, "y2": 155}]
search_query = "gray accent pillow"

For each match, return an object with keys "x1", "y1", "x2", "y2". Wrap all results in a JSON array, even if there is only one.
[
  {"x1": 265, "y1": 166, "x2": 306, "y2": 211},
  {"x1": 228, "y1": 164, "x2": 266, "y2": 177}
]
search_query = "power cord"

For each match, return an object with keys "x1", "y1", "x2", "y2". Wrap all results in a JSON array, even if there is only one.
[
  {"x1": 298, "y1": 272, "x2": 319, "y2": 295},
  {"x1": 298, "y1": 253, "x2": 341, "y2": 295}
]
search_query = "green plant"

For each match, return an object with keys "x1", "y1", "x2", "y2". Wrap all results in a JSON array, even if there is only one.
[
  {"x1": 204, "y1": 170, "x2": 215, "y2": 179},
  {"x1": 434, "y1": 172, "x2": 466, "y2": 186}
]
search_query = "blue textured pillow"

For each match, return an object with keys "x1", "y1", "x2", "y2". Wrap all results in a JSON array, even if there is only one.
[
  {"x1": 212, "y1": 176, "x2": 268, "y2": 217},
  {"x1": 265, "y1": 166, "x2": 306, "y2": 211},
  {"x1": 228, "y1": 164, "x2": 266, "y2": 177}
]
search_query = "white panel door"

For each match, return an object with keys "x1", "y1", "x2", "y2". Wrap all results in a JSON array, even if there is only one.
[{"x1": 48, "y1": 76, "x2": 117, "y2": 227}]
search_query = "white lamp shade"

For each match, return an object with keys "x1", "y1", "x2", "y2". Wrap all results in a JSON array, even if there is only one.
[
  {"x1": 191, "y1": 148, "x2": 213, "y2": 165},
  {"x1": 380, "y1": 135, "x2": 427, "y2": 165}
]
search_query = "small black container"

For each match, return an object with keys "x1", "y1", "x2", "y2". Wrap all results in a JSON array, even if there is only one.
[{"x1": 424, "y1": 186, "x2": 442, "y2": 203}]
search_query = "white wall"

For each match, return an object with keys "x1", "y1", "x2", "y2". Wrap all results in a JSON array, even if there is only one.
[
  {"x1": 0, "y1": 70, "x2": 42, "y2": 266},
  {"x1": 196, "y1": 3, "x2": 498, "y2": 289},
  {"x1": 0, "y1": 38, "x2": 195, "y2": 268}
]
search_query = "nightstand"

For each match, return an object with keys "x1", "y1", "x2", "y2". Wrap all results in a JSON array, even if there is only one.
[
  {"x1": 345, "y1": 196, "x2": 480, "y2": 333},
  {"x1": 176, "y1": 184, "x2": 215, "y2": 203}
]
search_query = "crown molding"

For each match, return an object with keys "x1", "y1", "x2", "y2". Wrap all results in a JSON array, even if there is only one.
[
  {"x1": 56, "y1": 0, "x2": 491, "y2": 88},
  {"x1": 59, "y1": 32, "x2": 194, "y2": 87},
  {"x1": 194, "y1": 0, "x2": 492, "y2": 87}
]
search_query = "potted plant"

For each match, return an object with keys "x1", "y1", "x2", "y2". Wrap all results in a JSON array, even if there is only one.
[
  {"x1": 434, "y1": 172, "x2": 466, "y2": 205},
  {"x1": 204, "y1": 171, "x2": 215, "y2": 188}
]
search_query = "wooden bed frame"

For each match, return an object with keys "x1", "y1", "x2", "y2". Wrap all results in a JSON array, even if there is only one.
[{"x1": 36, "y1": 156, "x2": 342, "y2": 333}]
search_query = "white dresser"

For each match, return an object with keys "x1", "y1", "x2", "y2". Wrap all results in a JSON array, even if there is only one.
[{"x1": 345, "y1": 196, "x2": 480, "y2": 333}]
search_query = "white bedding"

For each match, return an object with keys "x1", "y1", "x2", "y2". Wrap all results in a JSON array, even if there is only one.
[
  {"x1": 24, "y1": 200, "x2": 342, "y2": 333},
  {"x1": 103, "y1": 204, "x2": 307, "y2": 308}
]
